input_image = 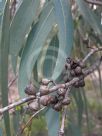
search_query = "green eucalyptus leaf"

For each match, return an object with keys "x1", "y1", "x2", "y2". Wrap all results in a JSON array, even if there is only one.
[
  {"x1": 43, "y1": 35, "x2": 59, "y2": 78},
  {"x1": 18, "y1": 2, "x2": 55, "y2": 96},
  {"x1": 18, "y1": 22, "x2": 38, "y2": 97},
  {"x1": 72, "y1": 88, "x2": 84, "y2": 127},
  {"x1": 0, "y1": 0, "x2": 11, "y2": 136},
  {"x1": 37, "y1": 33, "x2": 59, "y2": 79},
  {"x1": 68, "y1": 122, "x2": 81, "y2": 136},
  {"x1": 52, "y1": 0, "x2": 73, "y2": 80},
  {"x1": 10, "y1": 0, "x2": 40, "y2": 56},
  {"x1": 45, "y1": 108, "x2": 60, "y2": 136},
  {"x1": 82, "y1": 88, "x2": 90, "y2": 134},
  {"x1": 13, "y1": 111, "x2": 20, "y2": 135},
  {"x1": 0, "y1": 128, "x2": 2, "y2": 136}
]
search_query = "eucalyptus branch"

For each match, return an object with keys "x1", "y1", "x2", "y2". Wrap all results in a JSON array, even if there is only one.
[
  {"x1": 82, "y1": 47, "x2": 102, "y2": 62},
  {"x1": 0, "y1": 96, "x2": 35, "y2": 114},
  {"x1": 0, "y1": 55, "x2": 101, "y2": 114},
  {"x1": 58, "y1": 89, "x2": 70, "y2": 136},
  {"x1": 59, "y1": 108, "x2": 67, "y2": 136}
]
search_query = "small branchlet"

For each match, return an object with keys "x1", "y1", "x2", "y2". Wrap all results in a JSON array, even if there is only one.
[{"x1": 0, "y1": 47, "x2": 101, "y2": 136}]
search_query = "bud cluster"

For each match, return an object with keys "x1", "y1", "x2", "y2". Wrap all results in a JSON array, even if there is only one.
[
  {"x1": 64, "y1": 58, "x2": 86, "y2": 88},
  {"x1": 24, "y1": 58, "x2": 86, "y2": 112}
]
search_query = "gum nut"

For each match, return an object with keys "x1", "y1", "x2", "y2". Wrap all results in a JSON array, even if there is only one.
[
  {"x1": 75, "y1": 66, "x2": 82, "y2": 75},
  {"x1": 63, "y1": 75, "x2": 68, "y2": 82},
  {"x1": 62, "y1": 97, "x2": 71, "y2": 105},
  {"x1": 53, "y1": 102, "x2": 62, "y2": 111},
  {"x1": 70, "y1": 70, "x2": 76, "y2": 77},
  {"x1": 40, "y1": 96, "x2": 50, "y2": 106},
  {"x1": 40, "y1": 85, "x2": 49, "y2": 96},
  {"x1": 50, "y1": 96, "x2": 58, "y2": 104},
  {"x1": 29, "y1": 101, "x2": 39, "y2": 111},
  {"x1": 41, "y1": 78, "x2": 51, "y2": 85},
  {"x1": 71, "y1": 63, "x2": 78, "y2": 69},
  {"x1": 24, "y1": 84, "x2": 36, "y2": 95}
]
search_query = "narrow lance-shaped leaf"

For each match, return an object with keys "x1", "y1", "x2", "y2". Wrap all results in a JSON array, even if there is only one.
[
  {"x1": 10, "y1": 0, "x2": 40, "y2": 56},
  {"x1": 0, "y1": 128, "x2": 2, "y2": 136},
  {"x1": 37, "y1": 33, "x2": 59, "y2": 78},
  {"x1": 43, "y1": 35, "x2": 59, "y2": 78},
  {"x1": 18, "y1": 22, "x2": 38, "y2": 97},
  {"x1": 0, "y1": 0, "x2": 11, "y2": 136},
  {"x1": 18, "y1": 2, "x2": 60, "y2": 136},
  {"x1": 45, "y1": 108, "x2": 60, "y2": 136},
  {"x1": 52, "y1": 0, "x2": 74, "y2": 80},
  {"x1": 18, "y1": 2, "x2": 55, "y2": 96},
  {"x1": 72, "y1": 88, "x2": 84, "y2": 128},
  {"x1": 82, "y1": 88, "x2": 90, "y2": 134},
  {"x1": 68, "y1": 122, "x2": 81, "y2": 136}
]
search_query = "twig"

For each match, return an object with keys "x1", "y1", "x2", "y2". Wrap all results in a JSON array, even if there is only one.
[
  {"x1": 0, "y1": 56, "x2": 101, "y2": 114},
  {"x1": 0, "y1": 96, "x2": 35, "y2": 114},
  {"x1": 82, "y1": 47, "x2": 102, "y2": 62},
  {"x1": 58, "y1": 88, "x2": 70, "y2": 136},
  {"x1": 16, "y1": 106, "x2": 46, "y2": 136},
  {"x1": 59, "y1": 108, "x2": 67, "y2": 136}
]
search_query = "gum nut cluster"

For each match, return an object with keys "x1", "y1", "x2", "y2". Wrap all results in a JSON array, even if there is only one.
[
  {"x1": 64, "y1": 57, "x2": 86, "y2": 88},
  {"x1": 24, "y1": 83, "x2": 71, "y2": 112}
]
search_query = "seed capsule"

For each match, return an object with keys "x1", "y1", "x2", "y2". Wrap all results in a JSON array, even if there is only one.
[
  {"x1": 75, "y1": 66, "x2": 82, "y2": 75},
  {"x1": 40, "y1": 85, "x2": 49, "y2": 96},
  {"x1": 53, "y1": 102, "x2": 62, "y2": 111},
  {"x1": 70, "y1": 70, "x2": 76, "y2": 77},
  {"x1": 63, "y1": 75, "x2": 68, "y2": 83},
  {"x1": 40, "y1": 96, "x2": 51, "y2": 106},
  {"x1": 41, "y1": 78, "x2": 52, "y2": 85},
  {"x1": 24, "y1": 84, "x2": 36, "y2": 95},
  {"x1": 29, "y1": 100, "x2": 39, "y2": 111},
  {"x1": 62, "y1": 97, "x2": 71, "y2": 105},
  {"x1": 50, "y1": 96, "x2": 58, "y2": 104},
  {"x1": 71, "y1": 61, "x2": 79, "y2": 69}
]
